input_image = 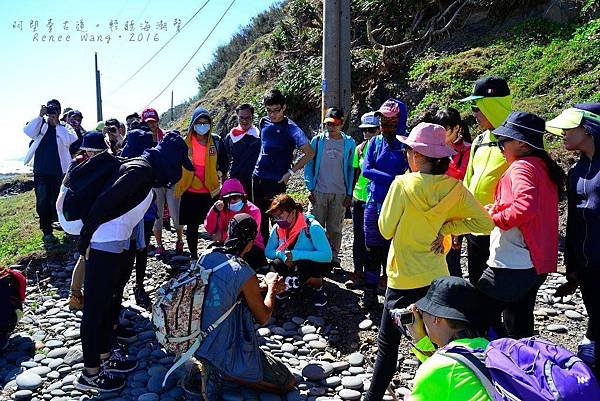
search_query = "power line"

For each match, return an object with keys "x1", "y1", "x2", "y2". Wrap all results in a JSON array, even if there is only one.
[
  {"x1": 111, "y1": 0, "x2": 212, "y2": 94},
  {"x1": 144, "y1": 0, "x2": 237, "y2": 108}
]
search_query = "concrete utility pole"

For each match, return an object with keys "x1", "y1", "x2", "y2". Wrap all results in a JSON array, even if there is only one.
[
  {"x1": 95, "y1": 52, "x2": 103, "y2": 122},
  {"x1": 322, "y1": 0, "x2": 351, "y2": 126}
]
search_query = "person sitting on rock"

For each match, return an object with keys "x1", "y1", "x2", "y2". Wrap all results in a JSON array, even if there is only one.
[
  {"x1": 264, "y1": 194, "x2": 333, "y2": 307},
  {"x1": 186, "y1": 213, "x2": 294, "y2": 398},
  {"x1": 404, "y1": 276, "x2": 490, "y2": 401},
  {"x1": 204, "y1": 178, "x2": 266, "y2": 270}
]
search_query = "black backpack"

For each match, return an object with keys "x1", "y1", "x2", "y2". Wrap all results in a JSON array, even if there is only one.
[{"x1": 62, "y1": 151, "x2": 122, "y2": 221}]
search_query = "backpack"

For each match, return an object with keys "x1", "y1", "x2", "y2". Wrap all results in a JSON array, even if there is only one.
[
  {"x1": 62, "y1": 151, "x2": 122, "y2": 221},
  {"x1": 152, "y1": 251, "x2": 241, "y2": 387},
  {"x1": 441, "y1": 337, "x2": 600, "y2": 401},
  {"x1": 0, "y1": 268, "x2": 26, "y2": 333}
]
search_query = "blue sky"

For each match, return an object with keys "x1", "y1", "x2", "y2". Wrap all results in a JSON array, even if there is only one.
[{"x1": 0, "y1": 0, "x2": 281, "y2": 163}]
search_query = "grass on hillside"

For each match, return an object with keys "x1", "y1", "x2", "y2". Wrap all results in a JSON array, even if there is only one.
[{"x1": 0, "y1": 190, "x2": 72, "y2": 266}]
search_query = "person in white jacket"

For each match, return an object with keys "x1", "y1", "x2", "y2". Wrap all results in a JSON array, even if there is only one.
[{"x1": 23, "y1": 99, "x2": 78, "y2": 242}]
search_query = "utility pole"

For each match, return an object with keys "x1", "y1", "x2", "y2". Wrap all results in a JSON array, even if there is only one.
[
  {"x1": 171, "y1": 90, "x2": 174, "y2": 122},
  {"x1": 95, "y1": 52, "x2": 103, "y2": 122},
  {"x1": 322, "y1": 0, "x2": 351, "y2": 126}
]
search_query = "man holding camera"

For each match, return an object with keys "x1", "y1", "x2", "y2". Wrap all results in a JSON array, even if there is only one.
[{"x1": 23, "y1": 99, "x2": 78, "y2": 242}]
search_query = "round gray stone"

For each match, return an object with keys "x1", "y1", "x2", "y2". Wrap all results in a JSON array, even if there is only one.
[
  {"x1": 347, "y1": 352, "x2": 364, "y2": 366},
  {"x1": 348, "y1": 366, "x2": 365, "y2": 375},
  {"x1": 322, "y1": 375, "x2": 342, "y2": 387},
  {"x1": 309, "y1": 340, "x2": 327, "y2": 350},
  {"x1": 14, "y1": 390, "x2": 33, "y2": 400},
  {"x1": 16, "y1": 372, "x2": 43, "y2": 391},
  {"x1": 341, "y1": 376, "x2": 363, "y2": 390},
  {"x1": 259, "y1": 392, "x2": 281, "y2": 401},
  {"x1": 47, "y1": 347, "x2": 69, "y2": 358},
  {"x1": 281, "y1": 343, "x2": 296, "y2": 353},
  {"x1": 303, "y1": 333, "x2": 319, "y2": 342},
  {"x1": 257, "y1": 328, "x2": 271, "y2": 337},
  {"x1": 308, "y1": 386, "x2": 327, "y2": 396},
  {"x1": 302, "y1": 362, "x2": 334, "y2": 381},
  {"x1": 565, "y1": 310, "x2": 583, "y2": 320},
  {"x1": 546, "y1": 324, "x2": 568, "y2": 333},
  {"x1": 339, "y1": 389, "x2": 362, "y2": 400},
  {"x1": 332, "y1": 361, "x2": 350, "y2": 372},
  {"x1": 26, "y1": 366, "x2": 51, "y2": 377},
  {"x1": 299, "y1": 325, "x2": 317, "y2": 335},
  {"x1": 292, "y1": 316, "x2": 305, "y2": 325},
  {"x1": 358, "y1": 319, "x2": 373, "y2": 330}
]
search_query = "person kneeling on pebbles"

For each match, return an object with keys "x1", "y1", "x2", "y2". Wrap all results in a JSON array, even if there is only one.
[{"x1": 265, "y1": 194, "x2": 333, "y2": 307}]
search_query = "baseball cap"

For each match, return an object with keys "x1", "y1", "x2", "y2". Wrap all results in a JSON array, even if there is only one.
[
  {"x1": 359, "y1": 112, "x2": 379, "y2": 129},
  {"x1": 375, "y1": 99, "x2": 401, "y2": 118},
  {"x1": 323, "y1": 107, "x2": 344, "y2": 124},
  {"x1": 546, "y1": 103, "x2": 600, "y2": 135},
  {"x1": 141, "y1": 107, "x2": 159, "y2": 122},
  {"x1": 460, "y1": 76, "x2": 510, "y2": 102}
]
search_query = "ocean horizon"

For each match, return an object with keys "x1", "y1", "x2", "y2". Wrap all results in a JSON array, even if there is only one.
[{"x1": 0, "y1": 158, "x2": 32, "y2": 177}]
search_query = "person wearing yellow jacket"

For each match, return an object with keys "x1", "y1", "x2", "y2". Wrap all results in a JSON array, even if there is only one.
[
  {"x1": 174, "y1": 106, "x2": 228, "y2": 260},
  {"x1": 364, "y1": 122, "x2": 494, "y2": 401},
  {"x1": 460, "y1": 76, "x2": 512, "y2": 285}
]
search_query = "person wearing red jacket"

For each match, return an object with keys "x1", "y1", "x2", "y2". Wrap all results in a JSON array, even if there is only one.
[
  {"x1": 204, "y1": 178, "x2": 266, "y2": 270},
  {"x1": 477, "y1": 111, "x2": 565, "y2": 339}
]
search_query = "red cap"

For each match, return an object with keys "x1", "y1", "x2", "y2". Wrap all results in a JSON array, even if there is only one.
[{"x1": 141, "y1": 107, "x2": 159, "y2": 122}]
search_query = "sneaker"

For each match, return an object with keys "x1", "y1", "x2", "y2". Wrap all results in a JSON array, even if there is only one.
[
  {"x1": 114, "y1": 326, "x2": 137, "y2": 343},
  {"x1": 360, "y1": 287, "x2": 378, "y2": 308},
  {"x1": 69, "y1": 293, "x2": 84, "y2": 310},
  {"x1": 313, "y1": 287, "x2": 328, "y2": 307},
  {"x1": 102, "y1": 349, "x2": 138, "y2": 373},
  {"x1": 51, "y1": 222, "x2": 64, "y2": 231},
  {"x1": 75, "y1": 368, "x2": 125, "y2": 392},
  {"x1": 134, "y1": 287, "x2": 152, "y2": 310},
  {"x1": 175, "y1": 240, "x2": 184, "y2": 255},
  {"x1": 155, "y1": 245, "x2": 165, "y2": 258}
]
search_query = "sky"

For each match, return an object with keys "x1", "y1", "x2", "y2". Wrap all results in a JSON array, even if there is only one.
[{"x1": 0, "y1": 0, "x2": 281, "y2": 168}]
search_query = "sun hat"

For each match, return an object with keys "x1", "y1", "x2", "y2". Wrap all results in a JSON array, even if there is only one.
[
  {"x1": 493, "y1": 111, "x2": 545, "y2": 150},
  {"x1": 415, "y1": 276, "x2": 482, "y2": 324},
  {"x1": 460, "y1": 76, "x2": 510, "y2": 102},
  {"x1": 399, "y1": 122, "x2": 456, "y2": 158},
  {"x1": 80, "y1": 131, "x2": 108, "y2": 152},
  {"x1": 546, "y1": 103, "x2": 600, "y2": 135},
  {"x1": 359, "y1": 112, "x2": 379, "y2": 129},
  {"x1": 221, "y1": 178, "x2": 246, "y2": 198}
]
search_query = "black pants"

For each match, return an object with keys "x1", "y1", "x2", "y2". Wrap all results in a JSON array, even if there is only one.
[
  {"x1": 270, "y1": 259, "x2": 331, "y2": 285},
  {"x1": 180, "y1": 192, "x2": 213, "y2": 259},
  {"x1": 113, "y1": 247, "x2": 136, "y2": 326},
  {"x1": 466, "y1": 234, "x2": 490, "y2": 285},
  {"x1": 477, "y1": 267, "x2": 546, "y2": 339},
  {"x1": 244, "y1": 245, "x2": 267, "y2": 270},
  {"x1": 34, "y1": 173, "x2": 62, "y2": 235},
  {"x1": 81, "y1": 249, "x2": 122, "y2": 368},
  {"x1": 446, "y1": 236, "x2": 464, "y2": 278},
  {"x1": 352, "y1": 200, "x2": 366, "y2": 275},
  {"x1": 580, "y1": 269, "x2": 600, "y2": 342},
  {"x1": 364, "y1": 286, "x2": 430, "y2": 401},
  {"x1": 251, "y1": 177, "x2": 286, "y2": 243},
  {"x1": 364, "y1": 244, "x2": 390, "y2": 289}
]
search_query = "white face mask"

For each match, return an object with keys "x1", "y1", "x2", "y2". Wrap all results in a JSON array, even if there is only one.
[{"x1": 194, "y1": 123, "x2": 210, "y2": 135}]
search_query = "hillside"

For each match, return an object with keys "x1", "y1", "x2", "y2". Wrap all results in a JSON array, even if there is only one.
[{"x1": 167, "y1": 0, "x2": 599, "y2": 142}]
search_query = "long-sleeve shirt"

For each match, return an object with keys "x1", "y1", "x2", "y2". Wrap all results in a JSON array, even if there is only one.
[
  {"x1": 362, "y1": 135, "x2": 408, "y2": 204},
  {"x1": 204, "y1": 201, "x2": 265, "y2": 249},
  {"x1": 265, "y1": 214, "x2": 332, "y2": 263}
]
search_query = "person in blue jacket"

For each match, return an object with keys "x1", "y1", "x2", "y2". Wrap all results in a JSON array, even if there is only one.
[
  {"x1": 265, "y1": 194, "x2": 333, "y2": 307},
  {"x1": 304, "y1": 107, "x2": 356, "y2": 267},
  {"x1": 361, "y1": 98, "x2": 409, "y2": 307},
  {"x1": 550, "y1": 102, "x2": 600, "y2": 376}
]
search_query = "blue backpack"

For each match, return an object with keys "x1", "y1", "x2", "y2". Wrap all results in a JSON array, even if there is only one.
[{"x1": 441, "y1": 337, "x2": 600, "y2": 401}]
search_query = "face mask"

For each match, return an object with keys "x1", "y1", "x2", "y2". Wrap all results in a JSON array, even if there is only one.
[
  {"x1": 229, "y1": 200, "x2": 244, "y2": 212},
  {"x1": 194, "y1": 123, "x2": 210, "y2": 135},
  {"x1": 276, "y1": 219, "x2": 290, "y2": 229}
]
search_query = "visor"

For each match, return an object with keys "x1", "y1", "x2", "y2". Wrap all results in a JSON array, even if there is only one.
[{"x1": 546, "y1": 108, "x2": 600, "y2": 135}]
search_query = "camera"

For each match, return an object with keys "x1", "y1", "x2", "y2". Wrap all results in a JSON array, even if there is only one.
[
  {"x1": 46, "y1": 105, "x2": 59, "y2": 115},
  {"x1": 390, "y1": 308, "x2": 414, "y2": 328}
]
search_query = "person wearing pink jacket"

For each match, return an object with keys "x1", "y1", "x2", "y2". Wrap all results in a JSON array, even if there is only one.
[{"x1": 204, "y1": 178, "x2": 267, "y2": 269}]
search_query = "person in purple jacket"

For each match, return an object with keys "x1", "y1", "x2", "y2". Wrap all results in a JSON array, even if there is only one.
[{"x1": 361, "y1": 99, "x2": 409, "y2": 307}]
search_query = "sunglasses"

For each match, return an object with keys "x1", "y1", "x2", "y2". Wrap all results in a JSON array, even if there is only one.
[{"x1": 497, "y1": 137, "x2": 514, "y2": 151}]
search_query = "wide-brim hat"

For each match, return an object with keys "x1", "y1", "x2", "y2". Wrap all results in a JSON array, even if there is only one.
[
  {"x1": 399, "y1": 122, "x2": 456, "y2": 158},
  {"x1": 546, "y1": 104, "x2": 600, "y2": 135},
  {"x1": 80, "y1": 131, "x2": 108, "y2": 152},
  {"x1": 415, "y1": 276, "x2": 482, "y2": 324},
  {"x1": 494, "y1": 111, "x2": 545, "y2": 150}
]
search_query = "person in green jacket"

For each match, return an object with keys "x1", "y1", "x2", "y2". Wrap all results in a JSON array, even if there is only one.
[
  {"x1": 460, "y1": 76, "x2": 512, "y2": 285},
  {"x1": 405, "y1": 276, "x2": 491, "y2": 401}
]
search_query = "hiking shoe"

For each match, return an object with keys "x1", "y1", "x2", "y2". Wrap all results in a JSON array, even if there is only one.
[
  {"x1": 360, "y1": 287, "x2": 379, "y2": 308},
  {"x1": 114, "y1": 326, "x2": 137, "y2": 343},
  {"x1": 75, "y1": 368, "x2": 125, "y2": 392},
  {"x1": 155, "y1": 245, "x2": 165, "y2": 258},
  {"x1": 313, "y1": 287, "x2": 328, "y2": 307},
  {"x1": 134, "y1": 287, "x2": 152, "y2": 310},
  {"x1": 69, "y1": 293, "x2": 84, "y2": 310},
  {"x1": 175, "y1": 240, "x2": 184, "y2": 255},
  {"x1": 102, "y1": 349, "x2": 138, "y2": 373}
]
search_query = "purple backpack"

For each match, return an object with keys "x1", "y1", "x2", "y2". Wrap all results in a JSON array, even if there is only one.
[{"x1": 442, "y1": 337, "x2": 600, "y2": 401}]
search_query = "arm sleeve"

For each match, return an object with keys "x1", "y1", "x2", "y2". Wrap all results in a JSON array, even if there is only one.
[
  {"x1": 362, "y1": 137, "x2": 394, "y2": 185},
  {"x1": 264, "y1": 226, "x2": 280, "y2": 260},
  {"x1": 57, "y1": 124, "x2": 78, "y2": 147},
  {"x1": 204, "y1": 206, "x2": 219, "y2": 234},
  {"x1": 303, "y1": 137, "x2": 318, "y2": 191},
  {"x1": 439, "y1": 189, "x2": 495, "y2": 236},
  {"x1": 23, "y1": 116, "x2": 43, "y2": 139},
  {"x1": 291, "y1": 224, "x2": 333, "y2": 263},
  {"x1": 378, "y1": 179, "x2": 405, "y2": 240},
  {"x1": 490, "y1": 162, "x2": 538, "y2": 230}
]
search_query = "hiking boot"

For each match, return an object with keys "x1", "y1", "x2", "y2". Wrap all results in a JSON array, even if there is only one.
[
  {"x1": 75, "y1": 368, "x2": 125, "y2": 392},
  {"x1": 69, "y1": 293, "x2": 84, "y2": 310},
  {"x1": 102, "y1": 349, "x2": 138, "y2": 373},
  {"x1": 114, "y1": 326, "x2": 137, "y2": 343},
  {"x1": 313, "y1": 287, "x2": 328, "y2": 307},
  {"x1": 175, "y1": 240, "x2": 184, "y2": 255},
  {"x1": 134, "y1": 287, "x2": 152, "y2": 310},
  {"x1": 155, "y1": 245, "x2": 165, "y2": 258},
  {"x1": 361, "y1": 287, "x2": 379, "y2": 308}
]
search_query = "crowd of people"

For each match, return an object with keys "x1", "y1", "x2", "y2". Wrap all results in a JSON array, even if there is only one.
[{"x1": 17, "y1": 80, "x2": 600, "y2": 399}]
